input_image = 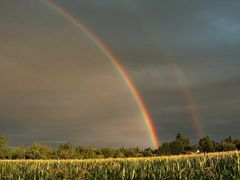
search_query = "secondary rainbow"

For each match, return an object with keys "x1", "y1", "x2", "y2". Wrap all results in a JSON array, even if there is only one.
[
  {"x1": 116, "y1": 7, "x2": 204, "y2": 140},
  {"x1": 41, "y1": 0, "x2": 159, "y2": 148},
  {"x1": 170, "y1": 63, "x2": 203, "y2": 139}
]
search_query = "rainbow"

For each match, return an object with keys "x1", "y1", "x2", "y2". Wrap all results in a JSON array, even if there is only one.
[
  {"x1": 113, "y1": 4, "x2": 204, "y2": 140},
  {"x1": 41, "y1": 0, "x2": 159, "y2": 148},
  {"x1": 170, "y1": 63, "x2": 203, "y2": 139}
]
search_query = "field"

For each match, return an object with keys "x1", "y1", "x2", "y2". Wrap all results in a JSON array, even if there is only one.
[{"x1": 0, "y1": 151, "x2": 239, "y2": 179}]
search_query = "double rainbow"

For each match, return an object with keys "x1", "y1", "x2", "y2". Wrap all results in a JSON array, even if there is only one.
[
  {"x1": 41, "y1": 0, "x2": 203, "y2": 148},
  {"x1": 41, "y1": 0, "x2": 159, "y2": 148}
]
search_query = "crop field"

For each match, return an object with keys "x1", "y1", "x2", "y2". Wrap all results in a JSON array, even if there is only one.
[{"x1": 0, "y1": 151, "x2": 239, "y2": 179}]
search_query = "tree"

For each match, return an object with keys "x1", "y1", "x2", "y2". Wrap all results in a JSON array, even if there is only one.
[
  {"x1": 170, "y1": 141, "x2": 184, "y2": 155},
  {"x1": 175, "y1": 133, "x2": 192, "y2": 152},
  {"x1": 176, "y1": 133, "x2": 190, "y2": 145},
  {"x1": 114, "y1": 149, "x2": 125, "y2": 158},
  {"x1": 11, "y1": 146, "x2": 26, "y2": 159},
  {"x1": 0, "y1": 134, "x2": 9, "y2": 159},
  {"x1": 76, "y1": 147, "x2": 97, "y2": 159},
  {"x1": 85, "y1": 147, "x2": 97, "y2": 158},
  {"x1": 55, "y1": 142, "x2": 77, "y2": 159},
  {"x1": 234, "y1": 139, "x2": 240, "y2": 150},
  {"x1": 100, "y1": 148, "x2": 115, "y2": 158},
  {"x1": 214, "y1": 142, "x2": 223, "y2": 152},
  {"x1": 198, "y1": 136, "x2": 215, "y2": 152},
  {"x1": 123, "y1": 148, "x2": 142, "y2": 157},
  {"x1": 159, "y1": 134, "x2": 193, "y2": 155},
  {"x1": 143, "y1": 148, "x2": 153, "y2": 157},
  {"x1": 114, "y1": 147, "x2": 127, "y2": 158},
  {"x1": 25, "y1": 143, "x2": 52, "y2": 159},
  {"x1": 221, "y1": 142, "x2": 236, "y2": 151},
  {"x1": 221, "y1": 136, "x2": 236, "y2": 151},
  {"x1": 159, "y1": 142, "x2": 172, "y2": 155}
]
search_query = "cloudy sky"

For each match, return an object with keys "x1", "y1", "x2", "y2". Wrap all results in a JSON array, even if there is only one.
[{"x1": 0, "y1": 0, "x2": 240, "y2": 147}]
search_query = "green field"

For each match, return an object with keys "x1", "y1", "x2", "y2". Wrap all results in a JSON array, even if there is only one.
[{"x1": 0, "y1": 151, "x2": 239, "y2": 179}]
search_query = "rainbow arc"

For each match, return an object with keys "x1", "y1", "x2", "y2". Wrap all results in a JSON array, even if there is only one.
[
  {"x1": 41, "y1": 0, "x2": 159, "y2": 148},
  {"x1": 41, "y1": 0, "x2": 204, "y2": 148}
]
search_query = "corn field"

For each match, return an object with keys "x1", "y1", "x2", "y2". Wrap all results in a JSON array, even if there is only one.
[{"x1": 0, "y1": 151, "x2": 239, "y2": 179}]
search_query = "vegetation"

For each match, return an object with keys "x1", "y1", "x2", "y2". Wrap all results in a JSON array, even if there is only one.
[
  {"x1": 0, "y1": 134, "x2": 239, "y2": 178},
  {"x1": 0, "y1": 133, "x2": 240, "y2": 159},
  {"x1": 0, "y1": 151, "x2": 239, "y2": 179},
  {"x1": 0, "y1": 135, "x2": 9, "y2": 159}
]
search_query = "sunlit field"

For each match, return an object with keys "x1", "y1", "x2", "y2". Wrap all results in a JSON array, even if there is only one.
[{"x1": 0, "y1": 151, "x2": 239, "y2": 179}]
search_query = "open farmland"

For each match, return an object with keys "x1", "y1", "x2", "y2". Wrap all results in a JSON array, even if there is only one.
[{"x1": 0, "y1": 151, "x2": 239, "y2": 179}]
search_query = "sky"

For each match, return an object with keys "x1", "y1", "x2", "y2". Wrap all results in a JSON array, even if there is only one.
[{"x1": 0, "y1": 0, "x2": 240, "y2": 147}]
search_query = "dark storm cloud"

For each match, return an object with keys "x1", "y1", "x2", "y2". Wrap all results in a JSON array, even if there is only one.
[
  {"x1": 0, "y1": 0, "x2": 150, "y2": 147},
  {"x1": 1, "y1": 0, "x2": 240, "y2": 147},
  {"x1": 56, "y1": 0, "x2": 240, "y2": 142}
]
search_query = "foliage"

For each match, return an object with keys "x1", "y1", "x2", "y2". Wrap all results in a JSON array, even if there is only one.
[
  {"x1": 0, "y1": 134, "x2": 9, "y2": 159},
  {"x1": 54, "y1": 142, "x2": 77, "y2": 159},
  {"x1": 76, "y1": 147, "x2": 97, "y2": 159},
  {"x1": 220, "y1": 136, "x2": 237, "y2": 151},
  {"x1": 25, "y1": 143, "x2": 53, "y2": 159},
  {"x1": 234, "y1": 139, "x2": 240, "y2": 150},
  {"x1": 159, "y1": 133, "x2": 193, "y2": 155},
  {"x1": 198, "y1": 136, "x2": 215, "y2": 152},
  {"x1": 142, "y1": 148, "x2": 153, "y2": 157},
  {"x1": 175, "y1": 133, "x2": 191, "y2": 147},
  {"x1": 158, "y1": 142, "x2": 171, "y2": 155},
  {"x1": 0, "y1": 133, "x2": 240, "y2": 159},
  {"x1": 170, "y1": 140, "x2": 184, "y2": 155},
  {"x1": 11, "y1": 146, "x2": 26, "y2": 159}
]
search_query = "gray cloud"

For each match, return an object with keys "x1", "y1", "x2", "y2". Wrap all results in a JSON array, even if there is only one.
[
  {"x1": 0, "y1": 0, "x2": 150, "y2": 148},
  {"x1": 1, "y1": 0, "x2": 240, "y2": 147}
]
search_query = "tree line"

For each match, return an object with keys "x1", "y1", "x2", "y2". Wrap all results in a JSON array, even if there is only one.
[{"x1": 0, "y1": 133, "x2": 239, "y2": 159}]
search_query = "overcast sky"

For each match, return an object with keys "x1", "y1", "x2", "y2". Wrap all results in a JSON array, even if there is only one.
[{"x1": 0, "y1": 0, "x2": 240, "y2": 147}]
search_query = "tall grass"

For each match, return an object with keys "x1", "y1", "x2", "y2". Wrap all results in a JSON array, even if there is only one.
[{"x1": 0, "y1": 151, "x2": 239, "y2": 179}]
